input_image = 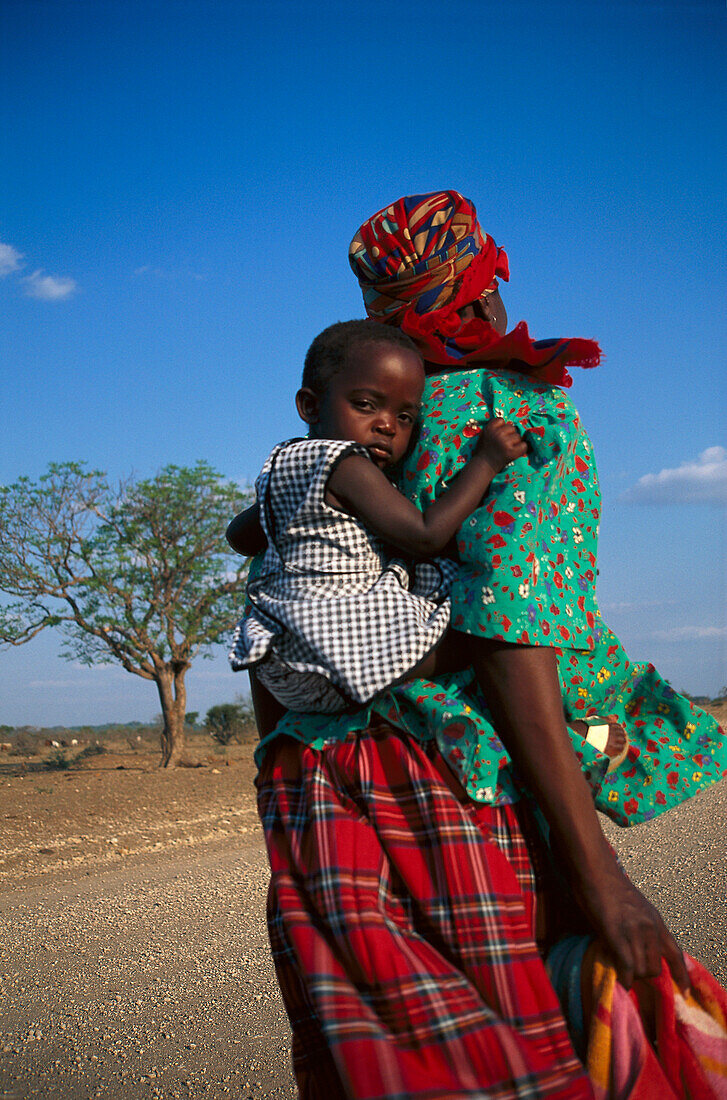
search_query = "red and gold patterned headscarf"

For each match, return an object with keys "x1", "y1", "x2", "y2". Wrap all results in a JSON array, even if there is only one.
[{"x1": 349, "y1": 190, "x2": 600, "y2": 387}]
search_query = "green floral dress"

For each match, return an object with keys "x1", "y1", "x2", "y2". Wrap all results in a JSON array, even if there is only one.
[{"x1": 259, "y1": 368, "x2": 726, "y2": 826}]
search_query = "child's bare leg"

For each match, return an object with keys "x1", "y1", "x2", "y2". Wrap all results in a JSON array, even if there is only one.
[
  {"x1": 406, "y1": 630, "x2": 471, "y2": 681},
  {"x1": 465, "y1": 633, "x2": 688, "y2": 992}
]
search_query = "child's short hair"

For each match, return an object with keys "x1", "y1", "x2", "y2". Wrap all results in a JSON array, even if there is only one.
[{"x1": 302, "y1": 320, "x2": 422, "y2": 396}]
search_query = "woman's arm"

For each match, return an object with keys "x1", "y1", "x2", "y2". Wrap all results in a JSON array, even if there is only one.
[
  {"x1": 226, "y1": 502, "x2": 268, "y2": 556},
  {"x1": 469, "y1": 639, "x2": 689, "y2": 992},
  {"x1": 329, "y1": 419, "x2": 526, "y2": 557}
]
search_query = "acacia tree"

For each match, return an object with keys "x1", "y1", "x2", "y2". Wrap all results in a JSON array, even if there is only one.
[{"x1": 0, "y1": 461, "x2": 251, "y2": 766}]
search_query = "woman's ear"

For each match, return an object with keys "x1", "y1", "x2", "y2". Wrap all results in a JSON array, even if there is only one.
[{"x1": 295, "y1": 387, "x2": 320, "y2": 427}]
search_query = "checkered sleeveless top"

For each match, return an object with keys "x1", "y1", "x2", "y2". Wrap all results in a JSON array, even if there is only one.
[{"x1": 229, "y1": 438, "x2": 456, "y2": 708}]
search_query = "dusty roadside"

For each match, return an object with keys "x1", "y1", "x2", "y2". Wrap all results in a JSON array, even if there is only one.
[
  {"x1": 1, "y1": 742, "x2": 296, "y2": 1100},
  {"x1": 1, "y1": 706, "x2": 726, "y2": 1099},
  {"x1": 600, "y1": 700, "x2": 727, "y2": 987},
  {"x1": 1, "y1": 841, "x2": 295, "y2": 1100}
]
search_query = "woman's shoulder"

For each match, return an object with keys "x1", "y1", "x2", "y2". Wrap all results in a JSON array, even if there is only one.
[
  {"x1": 424, "y1": 367, "x2": 580, "y2": 414},
  {"x1": 428, "y1": 371, "x2": 580, "y2": 418},
  {"x1": 414, "y1": 369, "x2": 587, "y2": 465}
]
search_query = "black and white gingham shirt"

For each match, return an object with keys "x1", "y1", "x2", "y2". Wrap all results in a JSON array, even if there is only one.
[{"x1": 229, "y1": 438, "x2": 455, "y2": 710}]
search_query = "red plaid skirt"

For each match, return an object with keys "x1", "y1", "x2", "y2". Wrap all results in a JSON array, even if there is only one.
[{"x1": 256, "y1": 724, "x2": 593, "y2": 1099}]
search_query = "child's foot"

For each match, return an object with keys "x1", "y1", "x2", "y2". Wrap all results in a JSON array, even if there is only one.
[{"x1": 571, "y1": 716, "x2": 630, "y2": 772}]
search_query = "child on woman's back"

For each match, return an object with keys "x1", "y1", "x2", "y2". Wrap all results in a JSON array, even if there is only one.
[{"x1": 227, "y1": 320, "x2": 526, "y2": 712}]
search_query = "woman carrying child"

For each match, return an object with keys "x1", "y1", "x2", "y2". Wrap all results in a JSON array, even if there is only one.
[{"x1": 229, "y1": 191, "x2": 727, "y2": 1098}]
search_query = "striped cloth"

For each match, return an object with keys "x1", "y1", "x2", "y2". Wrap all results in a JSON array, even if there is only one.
[
  {"x1": 584, "y1": 948, "x2": 727, "y2": 1100},
  {"x1": 348, "y1": 190, "x2": 508, "y2": 325},
  {"x1": 256, "y1": 724, "x2": 593, "y2": 1099}
]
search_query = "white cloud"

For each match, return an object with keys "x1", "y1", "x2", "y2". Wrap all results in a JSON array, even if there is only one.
[
  {"x1": 0, "y1": 240, "x2": 79, "y2": 299},
  {"x1": 621, "y1": 447, "x2": 727, "y2": 506},
  {"x1": 23, "y1": 269, "x2": 78, "y2": 301},
  {"x1": 0, "y1": 240, "x2": 24, "y2": 276},
  {"x1": 650, "y1": 626, "x2": 727, "y2": 642}
]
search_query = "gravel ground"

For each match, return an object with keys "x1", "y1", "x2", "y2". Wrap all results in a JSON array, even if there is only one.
[
  {"x1": 600, "y1": 777, "x2": 727, "y2": 985},
  {"x1": 1, "y1": 713, "x2": 725, "y2": 1100},
  {"x1": 1, "y1": 744, "x2": 296, "y2": 1100},
  {"x1": 0, "y1": 842, "x2": 295, "y2": 1100}
]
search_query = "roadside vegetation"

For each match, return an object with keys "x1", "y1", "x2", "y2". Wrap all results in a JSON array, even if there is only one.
[{"x1": 0, "y1": 700, "x2": 258, "y2": 772}]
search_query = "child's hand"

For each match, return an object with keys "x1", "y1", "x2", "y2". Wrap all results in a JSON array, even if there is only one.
[{"x1": 474, "y1": 418, "x2": 528, "y2": 472}]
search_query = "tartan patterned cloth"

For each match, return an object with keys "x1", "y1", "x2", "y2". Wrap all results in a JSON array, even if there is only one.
[{"x1": 257, "y1": 724, "x2": 593, "y2": 1099}]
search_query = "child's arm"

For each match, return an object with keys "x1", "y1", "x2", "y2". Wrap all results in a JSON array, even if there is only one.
[
  {"x1": 226, "y1": 502, "x2": 268, "y2": 556},
  {"x1": 328, "y1": 419, "x2": 526, "y2": 557}
]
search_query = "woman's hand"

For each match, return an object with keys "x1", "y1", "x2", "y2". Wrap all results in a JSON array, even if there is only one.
[
  {"x1": 474, "y1": 418, "x2": 528, "y2": 472},
  {"x1": 570, "y1": 855, "x2": 689, "y2": 992}
]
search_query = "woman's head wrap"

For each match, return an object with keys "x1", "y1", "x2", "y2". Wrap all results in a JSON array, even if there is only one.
[{"x1": 349, "y1": 190, "x2": 601, "y2": 387}]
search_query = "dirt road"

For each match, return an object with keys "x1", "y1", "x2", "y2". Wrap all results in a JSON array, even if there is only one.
[
  {"x1": 1, "y1": 744, "x2": 296, "y2": 1099},
  {"x1": 1, "y1": 718, "x2": 725, "y2": 1099},
  {"x1": 1, "y1": 841, "x2": 294, "y2": 1100}
]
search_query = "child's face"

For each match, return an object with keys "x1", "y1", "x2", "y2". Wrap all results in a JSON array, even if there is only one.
[{"x1": 310, "y1": 342, "x2": 424, "y2": 469}]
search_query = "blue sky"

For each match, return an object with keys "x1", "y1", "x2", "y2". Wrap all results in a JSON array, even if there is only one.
[{"x1": 1, "y1": 0, "x2": 725, "y2": 727}]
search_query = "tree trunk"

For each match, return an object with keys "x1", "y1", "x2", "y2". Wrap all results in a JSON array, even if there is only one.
[{"x1": 156, "y1": 668, "x2": 187, "y2": 767}]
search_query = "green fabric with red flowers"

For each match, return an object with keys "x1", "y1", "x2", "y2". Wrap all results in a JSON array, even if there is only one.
[
  {"x1": 383, "y1": 366, "x2": 726, "y2": 824},
  {"x1": 405, "y1": 368, "x2": 601, "y2": 647},
  {"x1": 255, "y1": 366, "x2": 726, "y2": 826}
]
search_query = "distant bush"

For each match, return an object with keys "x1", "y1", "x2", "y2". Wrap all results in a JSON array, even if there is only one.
[
  {"x1": 45, "y1": 749, "x2": 72, "y2": 770},
  {"x1": 10, "y1": 730, "x2": 41, "y2": 757},
  {"x1": 205, "y1": 702, "x2": 254, "y2": 745},
  {"x1": 76, "y1": 742, "x2": 107, "y2": 759}
]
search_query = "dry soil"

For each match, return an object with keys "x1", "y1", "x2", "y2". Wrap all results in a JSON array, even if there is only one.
[{"x1": 1, "y1": 705, "x2": 726, "y2": 1099}]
